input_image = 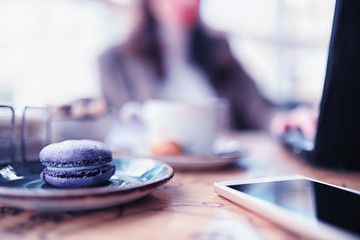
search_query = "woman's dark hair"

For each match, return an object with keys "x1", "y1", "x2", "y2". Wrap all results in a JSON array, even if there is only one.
[{"x1": 128, "y1": 0, "x2": 238, "y2": 89}]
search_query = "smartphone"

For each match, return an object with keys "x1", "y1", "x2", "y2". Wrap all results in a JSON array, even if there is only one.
[{"x1": 214, "y1": 175, "x2": 360, "y2": 240}]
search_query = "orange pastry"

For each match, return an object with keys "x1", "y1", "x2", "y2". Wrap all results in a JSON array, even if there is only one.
[{"x1": 150, "y1": 138, "x2": 183, "y2": 156}]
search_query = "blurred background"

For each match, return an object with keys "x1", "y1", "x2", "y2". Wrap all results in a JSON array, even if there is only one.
[{"x1": 0, "y1": 0, "x2": 335, "y2": 108}]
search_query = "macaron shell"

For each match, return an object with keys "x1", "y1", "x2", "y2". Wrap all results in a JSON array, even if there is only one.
[
  {"x1": 39, "y1": 139, "x2": 112, "y2": 167},
  {"x1": 41, "y1": 164, "x2": 115, "y2": 188}
]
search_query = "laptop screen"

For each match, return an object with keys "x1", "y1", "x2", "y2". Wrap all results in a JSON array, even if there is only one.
[{"x1": 312, "y1": 0, "x2": 360, "y2": 170}]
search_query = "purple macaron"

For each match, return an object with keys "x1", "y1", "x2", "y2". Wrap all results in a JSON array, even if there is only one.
[{"x1": 39, "y1": 139, "x2": 115, "y2": 188}]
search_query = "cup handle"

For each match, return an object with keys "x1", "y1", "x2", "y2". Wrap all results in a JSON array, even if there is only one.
[{"x1": 119, "y1": 101, "x2": 144, "y2": 128}]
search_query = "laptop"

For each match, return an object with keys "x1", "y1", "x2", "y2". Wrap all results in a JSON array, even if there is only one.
[{"x1": 280, "y1": 0, "x2": 360, "y2": 170}]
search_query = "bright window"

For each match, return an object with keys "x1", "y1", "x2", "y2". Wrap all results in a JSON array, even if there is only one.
[{"x1": 0, "y1": 0, "x2": 335, "y2": 108}]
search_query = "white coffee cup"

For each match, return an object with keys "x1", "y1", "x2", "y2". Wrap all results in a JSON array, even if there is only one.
[{"x1": 120, "y1": 99, "x2": 228, "y2": 154}]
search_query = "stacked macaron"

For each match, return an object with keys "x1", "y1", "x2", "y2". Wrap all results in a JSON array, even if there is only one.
[{"x1": 39, "y1": 139, "x2": 115, "y2": 188}]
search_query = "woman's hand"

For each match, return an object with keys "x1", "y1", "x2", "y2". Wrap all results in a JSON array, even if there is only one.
[{"x1": 269, "y1": 106, "x2": 318, "y2": 140}]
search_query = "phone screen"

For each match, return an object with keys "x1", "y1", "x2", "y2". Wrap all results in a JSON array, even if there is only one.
[{"x1": 229, "y1": 179, "x2": 360, "y2": 236}]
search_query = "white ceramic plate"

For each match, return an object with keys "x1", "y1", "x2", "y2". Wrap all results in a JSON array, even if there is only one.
[
  {"x1": 126, "y1": 150, "x2": 244, "y2": 170},
  {"x1": 0, "y1": 158, "x2": 174, "y2": 212}
]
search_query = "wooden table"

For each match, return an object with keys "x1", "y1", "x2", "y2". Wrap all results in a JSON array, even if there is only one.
[{"x1": 1, "y1": 131, "x2": 359, "y2": 240}]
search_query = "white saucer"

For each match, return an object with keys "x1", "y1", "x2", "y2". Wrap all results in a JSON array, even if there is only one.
[
  {"x1": 120, "y1": 148, "x2": 245, "y2": 170},
  {"x1": 108, "y1": 133, "x2": 245, "y2": 170},
  {"x1": 149, "y1": 150, "x2": 244, "y2": 170}
]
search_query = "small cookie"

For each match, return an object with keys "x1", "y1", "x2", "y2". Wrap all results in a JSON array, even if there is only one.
[
  {"x1": 150, "y1": 138, "x2": 183, "y2": 156},
  {"x1": 39, "y1": 139, "x2": 115, "y2": 188}
]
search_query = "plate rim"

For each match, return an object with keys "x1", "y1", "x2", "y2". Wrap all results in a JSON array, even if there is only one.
[
  {"x1": 120, "y1": 150, "x2": 245, "y2": 169},
  {"x1": 124, "y1": 149, "x2": 244, "y2": 161},
  {"x1": 0, "y1": 158, "x2": 174, "y2": 199}
]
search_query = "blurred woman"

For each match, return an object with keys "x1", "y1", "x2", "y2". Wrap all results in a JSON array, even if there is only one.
[{"x1": 99, "y1": 0, "x2": 316, "y2": 136}]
